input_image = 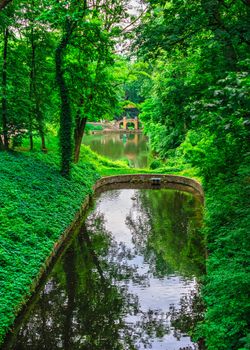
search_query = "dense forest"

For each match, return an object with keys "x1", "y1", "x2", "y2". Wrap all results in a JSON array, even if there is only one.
[{"x1": 0, "y1": 0, "x2": 249, "y2": 349}]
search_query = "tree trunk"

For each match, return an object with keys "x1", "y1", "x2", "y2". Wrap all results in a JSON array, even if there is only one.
[
  {"x1": 29, "y1": 26, "x2": 36, "y2": 151},
  {"x1": 73, "y1": 98, "x2": 86, "y2": 163},
  {"x1": 41, "y1": 133, "x2": 46, "y2": 151},
  {"x1": 0, "y1": 136, "x2": 4, "y2": 150},
  {"x1": 73, "y1": 57, "x2": 100, "y2": 163},
  {"x1": 56, "y1": 18, "x2": 74, "y2": 177},
  {"x1": 29, "y1": 10, "x2": 47, "y2": 153},
  {"x1": 2, "y1": 28, "x2": 9, "y2": 150},
  {"x1": 36, "y1": 105, "x2": 47, "y2": 152},
  {"x1": 29, "y1": 133, "x2": 33, "y2": 150}
]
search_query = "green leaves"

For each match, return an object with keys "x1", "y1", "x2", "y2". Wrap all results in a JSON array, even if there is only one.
[{"x1": 0, "y1": 147, "x2": 99, "y2": 344}]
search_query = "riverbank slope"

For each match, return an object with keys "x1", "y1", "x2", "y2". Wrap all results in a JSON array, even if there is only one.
[{"x1": 0, "y1": 147, "x2": 100, "y2": 343}]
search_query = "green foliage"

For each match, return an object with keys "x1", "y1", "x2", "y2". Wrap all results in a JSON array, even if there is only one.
[
  {"x1": 0, "y1": 0, "x2": 136, "y2": 173},
  {"x1": 0, "y1": 0, "x2": 58, "y2": 150},
  {"x1": 0, "y1": 145, "x2": 100, "y2": 344},
  {"x1": 196, "y1": 158, "x2": 250, "y2": 350},
  {"x1": 0, "y1": 0, "x2": 249, "y2": 347},
  {"x1": 130, "y1": 189, "x2": 205, "y2": 278},
  {"x1": 149, "y1": 159, "x2": 162, "y2": 170},
  {"x1": 85, "y1": 123, "x2": 103, "y2": 133},
  {"x1": 135, "y1": 0, "x2": 250, "y2": 348}
]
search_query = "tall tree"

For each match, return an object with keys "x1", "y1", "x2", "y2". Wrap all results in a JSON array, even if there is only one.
[
  {"x1": 68, "y1": 0, "x2": 129, "y2": 163},
  {"x1": 1, "y1": 27, "x2": 9, "y2": 149},
  {"x1": 56, "y1": 17, "x2": 75, "y2": 177},
  {"x1": 53, "y1": 0, "x2": 132, "y2": 172}
]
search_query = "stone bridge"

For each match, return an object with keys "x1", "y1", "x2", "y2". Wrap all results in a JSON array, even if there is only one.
[{"x1": 116, "y1": 117, "x2": 140, "y2": 130}]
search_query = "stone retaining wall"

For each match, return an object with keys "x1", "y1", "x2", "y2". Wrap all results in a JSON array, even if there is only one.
[{"x1": 93, "y1": 174, "x2": 204, "y2": 200}]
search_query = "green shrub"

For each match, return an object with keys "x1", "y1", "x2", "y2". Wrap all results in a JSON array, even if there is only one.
[
  {"x1": 85, "y1": 123, "x2": 103, "y2": 134},
  {"x1": 0, "y1": 149, "x2": 99, "y2": 344},
  {"x1": 149, "y1": 159, "x2": 162, "y2": 170}
]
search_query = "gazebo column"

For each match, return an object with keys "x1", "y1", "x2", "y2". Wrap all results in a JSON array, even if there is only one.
[
  {"x1": 134, "y1": 117, "x2": 139, "y2": 130},
  {"x1": 123, "y1": 117, "x2": 127, "y2": 130}
]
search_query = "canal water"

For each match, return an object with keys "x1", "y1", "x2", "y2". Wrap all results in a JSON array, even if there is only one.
[
  {"x1": 82, "y1": 132, "x2": 149, "y2": 168},
  {"x1": 4, "y1": 187, "x2": 204, "y2": 350}
]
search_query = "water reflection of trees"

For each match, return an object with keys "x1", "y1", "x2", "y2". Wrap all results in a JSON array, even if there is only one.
[
  {"x1": 126, "y1": 189, "x2": 205, "y2": 278},
  {"x1": 125, "y1": 189, "x2": 205, "y2": 348},
  {"x1": 6, "y1": 211, "x2": 171, "y2": 350},
  {"x1": 83, "y1": 133, "x2": 149, "y2": 168},
  {"x1": 168, "y1": 287, "x2": 205, "y2": 350}
]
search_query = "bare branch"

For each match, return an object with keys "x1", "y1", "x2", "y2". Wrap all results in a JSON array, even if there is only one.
[{"x1": 121, "y1": 6, "x2": 148, "y2": 33}]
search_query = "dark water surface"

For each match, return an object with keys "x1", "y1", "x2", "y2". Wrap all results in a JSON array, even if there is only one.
[
  {"x1": 4, "y1": 188, "x2": 204, "y2": 350},
  {"x1": 82, "y1": 132, "x2": 149, "y2": 168}
]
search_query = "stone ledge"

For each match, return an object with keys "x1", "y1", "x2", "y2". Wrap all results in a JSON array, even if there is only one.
[{"x1": 93, "y1": 174, "x2": 204, "y2": 201}]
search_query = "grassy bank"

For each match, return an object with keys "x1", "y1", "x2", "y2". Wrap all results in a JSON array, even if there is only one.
[{"x1": 0, "y1": 148, "x2": 99, "y2": 343}]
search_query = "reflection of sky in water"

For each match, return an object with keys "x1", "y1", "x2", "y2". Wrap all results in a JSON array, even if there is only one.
[
  {"x1": 93, "y1": 189, "x2": 198, "y2": 350},
  {"x1": 97, "y1": 190, "x2": 134, "y2": 245}
]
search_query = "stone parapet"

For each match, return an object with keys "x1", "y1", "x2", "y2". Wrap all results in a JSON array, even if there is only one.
[{"x1": 93, "y1": 174, "x2": 204, "y2": 202}]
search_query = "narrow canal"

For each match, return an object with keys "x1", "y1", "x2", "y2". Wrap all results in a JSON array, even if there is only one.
[{"x1": 4, "y1": 187, "x2": 204, "y2": 350}]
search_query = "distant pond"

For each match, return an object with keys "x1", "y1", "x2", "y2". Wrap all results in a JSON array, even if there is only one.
[
  {"x1": 3, "y1": 187, "x2": 205, "y2": 350},
  {"x1": 82, "y1": 132, "x2": 149, "y2": 168}
]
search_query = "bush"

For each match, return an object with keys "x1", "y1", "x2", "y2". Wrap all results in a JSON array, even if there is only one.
[
  {"x1": 0, "y1": 149, "x2": 99, "y2": 344},
  {"x1": 85, "y1": 123, "x2": 103, "y2": 134},
  {"x1": 149, "y1": 159, "x2": 162, "y2": 169}
]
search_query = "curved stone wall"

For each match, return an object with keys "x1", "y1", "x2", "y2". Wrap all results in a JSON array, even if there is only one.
[{"x1": 93, "y1": 174, "x2": 204, "y2": 201}]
